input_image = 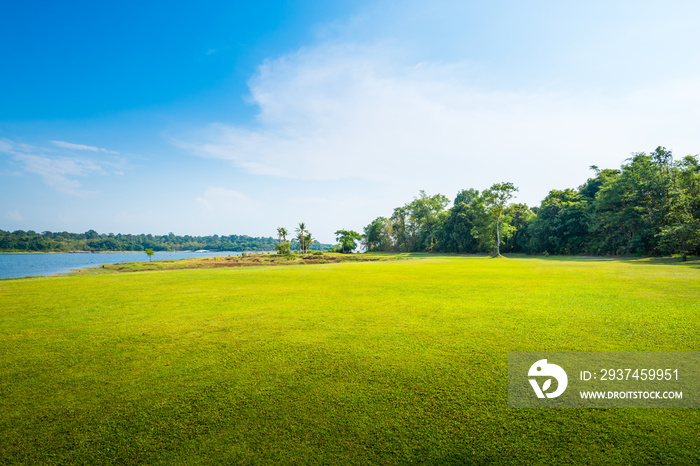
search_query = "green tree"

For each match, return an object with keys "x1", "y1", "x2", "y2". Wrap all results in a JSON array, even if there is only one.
[
  {"x1": 579, "y1": 166, "x2": 620, "y2": 201},
  {"x1": 481, "y1": 182, "x2": 518, "y2": 256},
  {"x1": 676, "y1": 155, "x2": 700, "y2": 220},
  {"x1": 440, "y1": 189, "x2": 481, "y2": 252},
  {"x1": 275, "y1": 242, "x2": 291, "y2": 255},
  {"x1": 590, "y1": 151, "x2": 673, "y2": 255},
  {"x1": 656, "y1": 154, "x2": 700, "y2": 260},
  {"x1": 145, "y1": 248, "x2": 155, "y2": 262},
  {"x1": 527, "y1": 189, "x2": 589, "y2": 255},
  {"x1": 295, "y1": 223, "x2": 313, "y2": 254},
  {"x1": 503, "y1": 203, "x2": 535, "y2": 253},
  {"x1": 276, "y1": 227, "x2": 288, "y2": 245},
  {"x1": 390, "y1": 207, "x2": 408, "y2": 252},
  {"x1": 469, "y1": 195, "x2": 496, "y2": 253},
  {"x1": 404, "y1": 191, "x2": 449, "y2": 252},
  {"x1": 363, "y1": 217, "x2": 391, "y2": 252},
  {"x1": 334, "y1": 230, "x2": 362, "y2": 253},
  {"x1": 304, "y1": 232, "x2": 316, "y2": 252},
  {"x1": 656, "y1": 220, "x2": 700, "y2": 261}
]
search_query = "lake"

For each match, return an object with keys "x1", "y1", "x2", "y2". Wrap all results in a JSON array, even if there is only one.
[{"x1": 0, "y1": 251, "x2": 249, "y2": 279}]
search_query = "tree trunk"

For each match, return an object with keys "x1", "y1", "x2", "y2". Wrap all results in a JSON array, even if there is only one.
[{"x1": 496, "y1": 213, "x2": 501, "y2": 256}]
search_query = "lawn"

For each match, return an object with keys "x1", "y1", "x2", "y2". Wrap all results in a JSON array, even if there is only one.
[{"x1": 1, "y1": 255, "x2": 698, "y2": 464}]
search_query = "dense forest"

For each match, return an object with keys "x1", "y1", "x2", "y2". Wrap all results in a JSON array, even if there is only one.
[
  {"x1": 363, "y1": 147, "x2": 700, "y2": 259},
  {"x1": 0, "y1": 230, "x2": 329, "y2": 253}
]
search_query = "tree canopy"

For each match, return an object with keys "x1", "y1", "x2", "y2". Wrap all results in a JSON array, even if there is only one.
[
  {"x1": 361, "y1": 147, "x2": 700, "y2": 259},
  {"x1": 334, "y1": 230, "x2": 363, "y2": 253}
]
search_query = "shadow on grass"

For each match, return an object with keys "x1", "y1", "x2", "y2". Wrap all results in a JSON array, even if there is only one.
[
  {"x1": 510, "y1": 253, "x2": 700, "y2": 268},
  {"x1": 363, "y1": 251, "x2": 700, "y2": 268}
]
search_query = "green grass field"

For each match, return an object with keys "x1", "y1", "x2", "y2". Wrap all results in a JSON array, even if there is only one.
[{"x1": 1, "y1": 255, "x2": 699, "y2": 464}]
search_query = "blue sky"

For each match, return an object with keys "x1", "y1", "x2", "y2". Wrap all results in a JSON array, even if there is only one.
[{"x1": 2, "y1": 1, "x2": 700, "y2": 243}]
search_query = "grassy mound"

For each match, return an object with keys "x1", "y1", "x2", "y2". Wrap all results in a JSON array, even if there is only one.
[{"x1": 76, "y1": 252, "x2": 399, "y2": 275}]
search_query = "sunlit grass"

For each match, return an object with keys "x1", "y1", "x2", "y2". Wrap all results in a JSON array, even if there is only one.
[{"x1": 1, "y1": 256, "x2": 698, "y2": 464}]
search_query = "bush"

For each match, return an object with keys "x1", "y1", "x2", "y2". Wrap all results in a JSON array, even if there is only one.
[
  {"x1": 313, "y1": 251, "x2": 324, "y2": 255},
  {"x1": 275, "y1": 242, "x2": 291, "y2": 255}
]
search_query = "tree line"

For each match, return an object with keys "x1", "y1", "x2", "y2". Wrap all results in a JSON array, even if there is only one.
[
  {"x1": 362, "y1": 147, "x2": 700, "y2": 259},
  {"x1": 4, "y1": 147, "x2": 697, "y2": 258},
  {"x1": 0, "y1": 230, "x2": 330, "y2": 253}
]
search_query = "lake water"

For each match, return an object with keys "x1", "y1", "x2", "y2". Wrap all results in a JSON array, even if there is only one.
[{"x1": 0, "y1": 251, "x2": 249, "y2": 279}]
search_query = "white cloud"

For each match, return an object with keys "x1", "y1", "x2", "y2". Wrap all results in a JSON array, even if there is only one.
[
  {"x1": 5, "y1": 210, "x2": 24, "y2": 223},
  {"x1": 14, "y1": 153, "x2": 101, "y2": 196},
  {"x1": 0, "y1": 139, "x2": 126, "y2": 196},
  {"x1": 179, "y1": 43, "x2": 700, "y2": 207},
  {"x1": 169, "y1": 3, "x2": 700, "y2": 239},
  {"x1": 50, "y1": 140, "x2": 119, "y2": 154},
  {"x1": 195, "y1": 187, "x2": 259, "y2": 214}
]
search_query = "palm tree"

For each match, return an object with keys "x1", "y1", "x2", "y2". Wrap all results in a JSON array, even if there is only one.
[
  {"x1": 277, "y1": 227, "x2": 288, "y2": 245},
  {"x1": 304, "y1": 233, "x2": 315, "y2": 253},
  {"x1": 295, "y1": 222, "x2": 308, "y2": 254}
]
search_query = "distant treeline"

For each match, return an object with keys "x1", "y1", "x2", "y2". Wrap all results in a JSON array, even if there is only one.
[
  {"x1": 363, "y1": 147, "x2": 700, "y2": 258},
  {"x1": 0, "y1": 230, "x2": 330, "y2": 253}
]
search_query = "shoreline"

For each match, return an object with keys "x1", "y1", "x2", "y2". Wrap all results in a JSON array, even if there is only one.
[
  {"x1": 0, "y1": 250, "x2": 156, "y2": 254},
  {"x1": 0, "y1": 250, "x2": 254, "y2": 280}
]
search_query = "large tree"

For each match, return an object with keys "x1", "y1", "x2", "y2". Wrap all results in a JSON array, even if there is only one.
[
  {"x1": 503, "y1": 203, "x2": 535, "y2": 253},
  {"x1": 335, "y1": 230, "x2": 362, "y2": 253},
  {"x1": 481, "y1": 182, "x2": 518, "y2": 256},
  {"x1": 390, "y1": 207, "x2": 408, "y2": 252},
  {"x1": 656, "y1": 220, "x2": 700, "y2": 261},
  {"x1": 527, "y1": 189, "x2": 589, "y2": 255},
  {"x1": 363, "y1": 217, "x2": 391, "y2": 252},
  {"x1": 406, "y1": 191, "x2": 449, "y2": 252},
  {"x1": 439, "y1": 189, "x2": 481, "y2": 253},
  {"x1": 590, "y1": 151, "x2": 674, "y2": 255},
  {"x1": 656, "y1": 154, "x2": 700, "y2": 260}
]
